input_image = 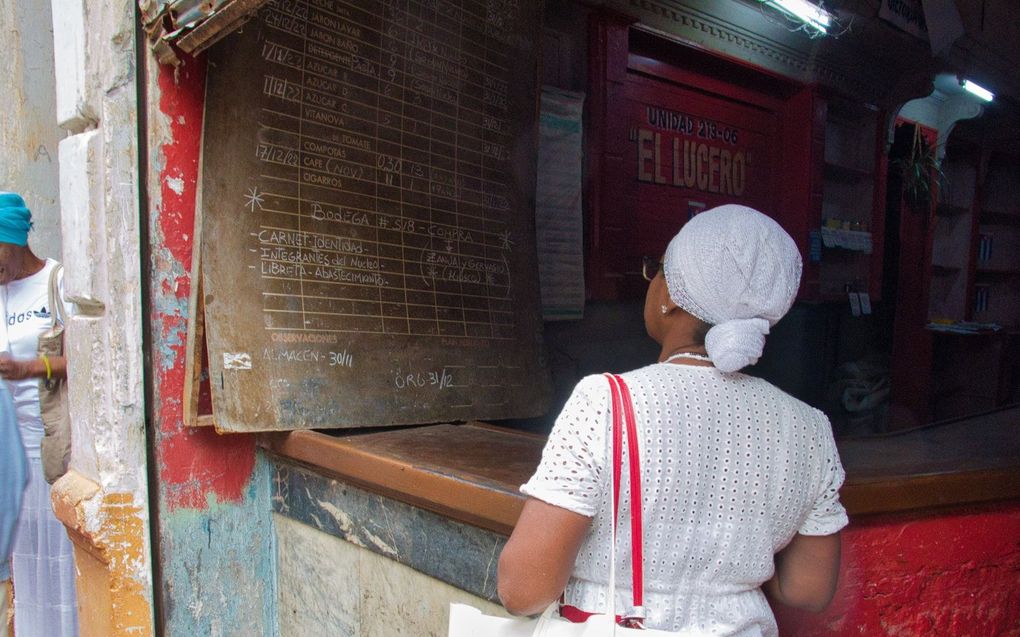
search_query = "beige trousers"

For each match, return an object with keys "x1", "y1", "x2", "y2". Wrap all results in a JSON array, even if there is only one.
[{"x1": 0, "y1": 579, "x2": 10, "y2": 637}]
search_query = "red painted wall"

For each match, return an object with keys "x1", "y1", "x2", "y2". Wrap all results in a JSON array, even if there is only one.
[
  {"x1": 153, "y1": 55, "x2": 257, "y2": 510},
  {"x1": 149, "y1": 53, "x2": 275, "y2": 634},
  {"x1": 775, "y1": 502, "x2": 1020, "y2": 636}
]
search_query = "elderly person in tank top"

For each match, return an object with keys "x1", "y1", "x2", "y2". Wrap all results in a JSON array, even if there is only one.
[
  {"x1": 499, "y1": 205, "x2": 847, "y2": 635},
  {"x1": 0, "y1": 192, "x2": 78, "y2": 637}
]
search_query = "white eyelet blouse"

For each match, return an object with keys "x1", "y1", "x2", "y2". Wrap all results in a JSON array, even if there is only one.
[{"x1": 521, "y1": 364, "x2": 848, "y2": 636}]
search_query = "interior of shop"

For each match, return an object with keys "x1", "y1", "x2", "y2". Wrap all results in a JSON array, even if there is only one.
[{"x1": 474, "y1": 0, "x2": 1020, "y2": 441}]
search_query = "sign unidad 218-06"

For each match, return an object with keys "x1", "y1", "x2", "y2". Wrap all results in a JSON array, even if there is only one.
[
  {"x1": 635, "y1": 105, "x2": 749, "y2": 197},
  {"x1": 612, "y1": 75, "x2": 779, "y2": 281},
  {"x1": 620, "y1": 75, "x2": 777, "y2": 267},
  {"x1": 200, "y1": 0, "x2": 550, "y2": 432}
]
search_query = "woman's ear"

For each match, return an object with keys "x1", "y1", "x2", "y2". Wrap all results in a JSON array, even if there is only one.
[{"x1": 658, "y1": 289, "x2": 679, "y2": 316}]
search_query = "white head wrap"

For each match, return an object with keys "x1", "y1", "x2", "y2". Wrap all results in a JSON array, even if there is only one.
[{"x1": 663, "y1": 204, "x2": 802, "y2": 373}]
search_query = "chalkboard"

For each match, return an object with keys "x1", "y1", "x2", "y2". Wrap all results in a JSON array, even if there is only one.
[{"x1": 200, "y1": 0, "x2": 550, "y2": 432}]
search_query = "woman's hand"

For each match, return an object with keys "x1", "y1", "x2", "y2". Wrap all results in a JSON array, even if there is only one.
[
  {"x1": 0, "y1": 355, "x2": 40, "y2": 380},
  {"x1": 497, "y1": 498, "x2": 593, "y2": 616},
  {"x1": 0, "y1": 355, "x2": 65, "y2": 381}
]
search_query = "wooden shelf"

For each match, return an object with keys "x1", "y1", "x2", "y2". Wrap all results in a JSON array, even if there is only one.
[
  {"x1": 945, "y1": 137, "x2": 982, "y2": 159},
  {"x1": 975, "y1": 267, "x2": 1020, "y2": 278},
  {"x1": 936, "y1": 203, "x2": 971, "y2": 217},
  {"x1": 979, "y1": 211, "x2": 1020, "y2": 227},
  {"x1": 824, "y1": 161, "x2": 873, "y2": 182}
]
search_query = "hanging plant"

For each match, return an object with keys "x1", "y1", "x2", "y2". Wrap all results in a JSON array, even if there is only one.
[{"x1": 891, "y1": 125, "x2": 947, "y2": 213}]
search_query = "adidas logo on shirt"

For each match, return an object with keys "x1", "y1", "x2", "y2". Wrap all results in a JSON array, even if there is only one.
[{"x1": 7, "y1": 306, "x2": 49, "y2": 325}]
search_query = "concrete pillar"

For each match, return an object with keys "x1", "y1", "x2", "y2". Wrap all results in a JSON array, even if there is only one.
[{"x1": 46, "y1": 0, "x2": 155, "y2": 634}]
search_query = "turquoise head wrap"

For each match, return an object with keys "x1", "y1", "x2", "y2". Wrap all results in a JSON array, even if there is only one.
[{"x1": 0, "y1": 192, "x2": 33, "y2": 246}]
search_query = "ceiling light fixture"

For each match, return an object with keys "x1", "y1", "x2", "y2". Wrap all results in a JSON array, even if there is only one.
[
  {"x1": 961, "y1": 79, "x2": 994, "y2": 102},
  {"x1": 765, "y1": 0, "x2": 833, "y2": 33}
]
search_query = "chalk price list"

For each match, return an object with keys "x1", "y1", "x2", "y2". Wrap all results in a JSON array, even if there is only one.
[{"x1": 247, "y1": 0, "x2": 526, "y2": 342}]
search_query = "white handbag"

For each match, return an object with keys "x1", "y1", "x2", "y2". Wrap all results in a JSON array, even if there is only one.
[
  {"x1": 449, "y1": 374, "x2": 679, "y2": 636},
  {"x1": 448, "y1": 602, "x2": 624, "y2": 636}
]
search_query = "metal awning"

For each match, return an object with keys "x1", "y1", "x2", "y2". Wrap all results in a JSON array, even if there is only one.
[{"x1": 139, "y1": 0, "x2": 271, "y2": 65}]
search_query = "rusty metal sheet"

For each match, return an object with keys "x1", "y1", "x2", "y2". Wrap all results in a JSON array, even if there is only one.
[
  {"x1": 139, "y1": 0, "x2": 271, "y2": 64},
  {"x1": 200, "y1": 0, "x2": 551, "y2": 432}
]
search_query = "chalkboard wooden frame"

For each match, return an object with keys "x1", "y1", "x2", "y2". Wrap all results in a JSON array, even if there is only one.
[{"x1": 200, "y1": 0, "x2": 551, "y2": 432}]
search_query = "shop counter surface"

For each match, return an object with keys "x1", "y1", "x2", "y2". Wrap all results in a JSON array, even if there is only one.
[{"x1": 260, "y1": 407, "x2": 1020, "y2": 536}]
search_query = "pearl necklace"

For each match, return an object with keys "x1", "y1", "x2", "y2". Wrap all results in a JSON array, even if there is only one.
[{"x1": 663, "y1": 352, "x2": 712, "y2": 364}]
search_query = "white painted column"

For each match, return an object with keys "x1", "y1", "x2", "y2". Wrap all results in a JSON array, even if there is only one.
[{"x1": 47, "y1": 0, "x2": 155, "y2": 634}]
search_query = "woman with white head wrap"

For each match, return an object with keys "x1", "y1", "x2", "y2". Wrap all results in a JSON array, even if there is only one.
[
  {"x1": 500, "y1": 205, "x2": 847, "y2": 635},
  {"x1": 655, "y1": 203, "x2": 802, "y2": 372}
]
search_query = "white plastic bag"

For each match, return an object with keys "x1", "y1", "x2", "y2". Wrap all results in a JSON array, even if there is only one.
[{"x1": 449, "y1": 602, "x2": 659, "y2": 636}]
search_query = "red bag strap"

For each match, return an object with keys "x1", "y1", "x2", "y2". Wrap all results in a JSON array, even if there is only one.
[
  {"x1": 607, "y1": 373, "x2": 623, "y2": 520},
  {"x1": 615, "y1": 374, "x2": 644, "y2": 612},
  {"x1": 603, "y1": 373, "x2": 645, "y2": 622}
]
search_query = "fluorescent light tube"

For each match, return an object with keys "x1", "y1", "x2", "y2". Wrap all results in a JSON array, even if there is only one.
[
  {"x1": 766, "y1": 0, "x2": 832, "y2": 33},
  {"x1": 961, "y1": 79, "x2": 994, "y2": 102}
]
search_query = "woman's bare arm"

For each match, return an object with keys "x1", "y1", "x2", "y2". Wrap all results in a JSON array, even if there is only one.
[
  {"x1": 497, "y1": 497, "x2": 593, "y2": 616},
  {"x1": 763, "y1": 532, "x2": 841, "y2": 612},
  {"x1": 0, "y1": 354, "x2": 66, "y2": 381}
]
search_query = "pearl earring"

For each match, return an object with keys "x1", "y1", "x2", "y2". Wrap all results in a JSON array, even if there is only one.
[{"x1": 661, "y1": 304, "x2": 669, "y2": 315}]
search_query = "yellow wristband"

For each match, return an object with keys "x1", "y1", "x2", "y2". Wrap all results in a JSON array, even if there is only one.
[{"x1": 41, "y1": 354, "x2": 52, "y2": 380}]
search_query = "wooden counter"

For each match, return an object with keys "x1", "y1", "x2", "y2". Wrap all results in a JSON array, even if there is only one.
[{"x1": 261, "y1": 407, "x2": 1020, "y2": 536}]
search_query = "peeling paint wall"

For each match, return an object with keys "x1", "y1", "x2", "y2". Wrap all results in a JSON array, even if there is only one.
[
  {"x1": 159, "y1": 458, "x2": 276, "y2": 635},
  {"x1": 146, "y1": 52, "x2": 277, "y2": 636},
  {"x1": 0, "y1": 0, "x2": 64, "y2": 259},
  {"x1": 275, "y1": 513, "x2": 510, "y2": 636}
]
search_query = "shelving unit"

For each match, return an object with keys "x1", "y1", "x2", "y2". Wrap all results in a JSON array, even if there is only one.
[
  {"x1": 926, "y1": 127, "x2": 1020, "y2": 420},
  {"x1": 928, "y1": 143, "x2": 978, "y2": 321},
  {"x1": 927, "y1": 139, "x2": 1020, "y2": 328},
  {"x1": 971, "y1": 150, "x2": 1020, "y2": 327},
  {"x1": 817, "y1": 95, "x2": 882, "y2": 300}
]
